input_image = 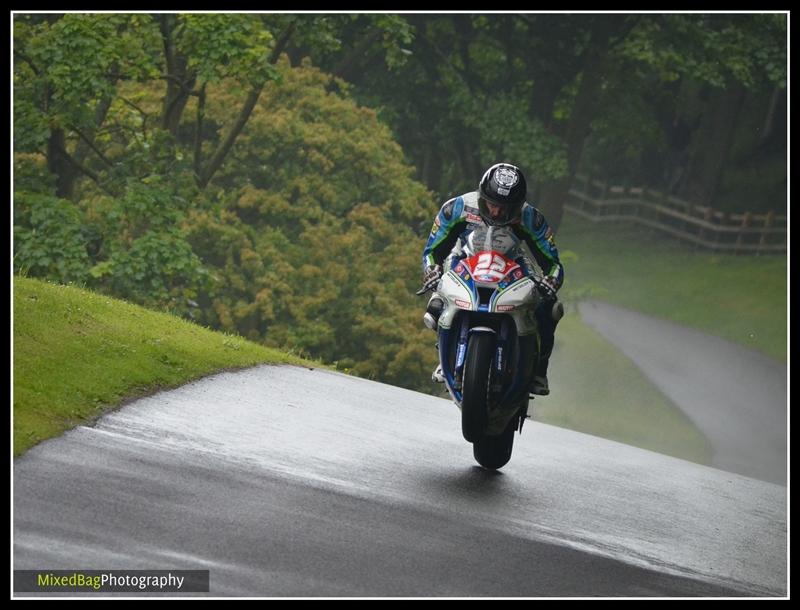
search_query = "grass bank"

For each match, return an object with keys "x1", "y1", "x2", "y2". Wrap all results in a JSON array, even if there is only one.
[
  {"x1": 556, "y1": 214, "x2": 787, "y2": 363},
  {"x1": 13, "y1": 276, "x2": 317, "y2": 456}
]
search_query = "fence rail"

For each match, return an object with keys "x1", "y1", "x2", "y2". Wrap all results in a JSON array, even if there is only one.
[{"x1": 565, "y1": 174, "x2": 787, "y2": 254}]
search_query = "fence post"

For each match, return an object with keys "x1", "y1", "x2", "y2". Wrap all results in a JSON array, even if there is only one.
[
  {"x1": 721, "y1": 211, "x2": 730, "y2": 250},
  {"x1": 735, "y1": 212, "x2": 752, "y2": 255},
  {"x1": 583, "y1": 172, "x2": 593, "y2": 212},
  {"x1": 645, "y1": 188, "x2": 660, "y2": 228},
  {"x1": 599, "y1": 180, "x2": 609, "y2": 219},
  {"x1": 698, "y1": 207, "x2": 710, "y2": 245},
  {"x1": 620, "y1": 180, "x2": 629, "y2": 220},
  {"x1": 634, "y1": 184, "x2": 644, "y2": 223},
  {"x1": 660, "y1": 190, "x2": 671, "y2": 239},
  {"x1": 757, "y1": 210, "x2": 775, "y2": 256}
]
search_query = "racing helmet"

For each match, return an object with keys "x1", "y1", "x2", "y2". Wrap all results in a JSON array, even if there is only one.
[{"x1": 477, "y1": 162, "x2": 527, "y2": 226}]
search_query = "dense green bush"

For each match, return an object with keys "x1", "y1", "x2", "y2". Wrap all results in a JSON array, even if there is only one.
[
  {"x1": 184, "y1": 60, "x2": 439, "y2": 390},
  {"x1": 14, "y1": 56, "x2": 441, "y2": 393}
]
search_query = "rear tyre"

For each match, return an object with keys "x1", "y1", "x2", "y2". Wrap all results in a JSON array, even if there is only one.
[{"x1": 461, "y1": 332, "x2": 495, "y2": 443}]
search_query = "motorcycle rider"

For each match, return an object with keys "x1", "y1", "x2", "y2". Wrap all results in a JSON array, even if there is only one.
[{"x1": 420, "y1": 162, "x2": 564, "y2": 396}]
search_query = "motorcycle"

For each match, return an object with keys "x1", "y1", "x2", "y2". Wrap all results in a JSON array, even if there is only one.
[{"x1": 417, "y1": 225, "x2": 547, "y2": 470}]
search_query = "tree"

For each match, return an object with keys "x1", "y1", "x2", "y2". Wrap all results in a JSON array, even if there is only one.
[
  {"x1": 597, "y1": 13, "x2": 787, "y2": 210},
  {"x1": 13, "y1": 13, "x2": 297, "y2": 196},
  {"x1": 14, "y1": 12, "x2": 443, "y2": 393},
  {"x1": 304, "y1": 13, "x2": 786, "y2": 224},
  {"x1": 182, "y1": 60, "x2": 439, "y2": 392}
]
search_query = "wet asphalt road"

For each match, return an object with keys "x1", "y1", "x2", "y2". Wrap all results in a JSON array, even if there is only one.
[
  {"x1": 13, "y1": 366, "x2": 787, "y2": 597},
  {"x1": 579, "y1": 301, "x2": 787, "y2": 485}
]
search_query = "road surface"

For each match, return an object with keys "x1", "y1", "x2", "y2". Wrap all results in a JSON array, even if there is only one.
[
  {"x1": 14, "y1": 366, "x2": 787, "y2": 597},
  {"x1": 579, "y1": 300, "x2": 787, "y2": 485}
]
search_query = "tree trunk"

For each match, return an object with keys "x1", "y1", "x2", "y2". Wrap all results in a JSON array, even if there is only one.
[
  {"x1": 47, "y1": 128, "x2": 78, "y2": 199},
  {"x1": 193, "y1": 84, "x2": 206, "y2": 178},
  {"x1": 42, "y1": 85, "x2": 112, "y2": 199},
  {"x1": 73, "y1": 96, "x2": 113, "y2": 166},
  {"x1": 159, "y1": 15, "x2": 195, "y2": 138},
  {"x1": 455, "y1": 131, "x2": 481, "y2": 191},
  {"x1": 196, "y1": 22, "x2": 295, "y2": 189},
  {"x1": 759, "y1": 83, "x2": 781, "y2": 147},
  {"x1": 421, "y1": 142, "x2": 443, "y2": 196},
  {"x1": 538, "y1": 18, "x2": 616, "y2": 231},
  {"x1": 47, "y1": 128, "x2": 109, "y2": 197},
  {"x1": 329, "y1": 29, "x2": 381, "y2": 82},
  {"x1": 684, "y1": 83, "x2": 746, "y2": 206}
]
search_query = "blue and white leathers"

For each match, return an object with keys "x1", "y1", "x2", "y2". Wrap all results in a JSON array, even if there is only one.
[{"x1": 422, "y1": 191, "x2": 564, "y2": 290}]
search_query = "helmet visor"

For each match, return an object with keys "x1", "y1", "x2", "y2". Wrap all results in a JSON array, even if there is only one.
[{"x1": 478, "y1": 197, "x2": 517, "y2": 225}]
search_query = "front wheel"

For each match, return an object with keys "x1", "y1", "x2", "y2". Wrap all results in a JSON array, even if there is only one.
[
  {"x1": 473, "y1": 415, "x2": 517, "y2": 470},
  {"x1": 461, "y1": 332, "x2": 495, "y2": 443}
]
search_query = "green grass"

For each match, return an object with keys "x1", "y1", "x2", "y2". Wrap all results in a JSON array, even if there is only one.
[
  {"x1": 536, "y1": 311, "x2": 714, "y2": 465},
  {"x1": 556, "y1": 214, "x2": 787, "y2": 363},
  {"x1": 13, "y1": 276, "x2": 318, "y2": 456}
]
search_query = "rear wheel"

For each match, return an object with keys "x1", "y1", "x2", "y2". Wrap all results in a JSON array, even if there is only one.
[
  {"x1": 473, "y1": 413, "x2": 518, "y2": 470},
  {"x1": 461, "y1": 332, "x2": 495, "y2": 443}
]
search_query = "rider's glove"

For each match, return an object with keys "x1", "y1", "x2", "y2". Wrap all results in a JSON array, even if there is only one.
[
  {"x1": 537, "y1": 276, "x2": 558, "y2": 301},
  {"x1": 423, "y1": 264, "x2": 442, "y2": 286}
]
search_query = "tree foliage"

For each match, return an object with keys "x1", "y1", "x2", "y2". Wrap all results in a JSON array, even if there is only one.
[
  {"x1": 184, "y1": 60, "x2": 437, "y2": 390},
  {"x1": 13, "y1": 12, "x2": 787, "y2": 396},
  {"x1": 305, "y1": 13, "x2": 786, "y2": 220},
  {"x1": 14, "y1": 12, "x2": 441, "y2": 391}
]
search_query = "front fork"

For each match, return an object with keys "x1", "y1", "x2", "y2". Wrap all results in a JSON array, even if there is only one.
[
  {"x1": 453, "y1": 313, "x2": 510, "y2": 390},
  {"x1": 493, "y1": 318, "x2": 512, "y2": 393},
  {"x1": 453, "y1": 315, "x2": 470, "y2": 390},
  {"x1": 440, "y1": 313, "x2": 534, "y2": 434}
]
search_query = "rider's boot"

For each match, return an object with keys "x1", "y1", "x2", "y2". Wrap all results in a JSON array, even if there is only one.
[
  {"x1": 425, "y1": 295, "x2": 446, "y2": 382},
  {"x1": 530, "y1": 300, "x2": 562, "y2": 396},
  {"x1": 530, "y1": 330, "x2": 554, "y2": 396}
]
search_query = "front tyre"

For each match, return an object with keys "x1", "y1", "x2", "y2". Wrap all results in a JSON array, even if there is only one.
[
  {"x1": 461, "y1": 332, "x2": 495, "y2": 443},
  {"x1": 473, "y1": 415, "x2": 517, "y2": 470}
]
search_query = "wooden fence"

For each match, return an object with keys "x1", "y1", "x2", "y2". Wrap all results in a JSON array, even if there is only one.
[{"x1": 565, "y1": 174, "x2": 787, "y2": 254}]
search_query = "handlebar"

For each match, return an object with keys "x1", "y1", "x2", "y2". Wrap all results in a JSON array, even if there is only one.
[{"x1": 415, "y1": 277, "x2": 439, "y2": 296}]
